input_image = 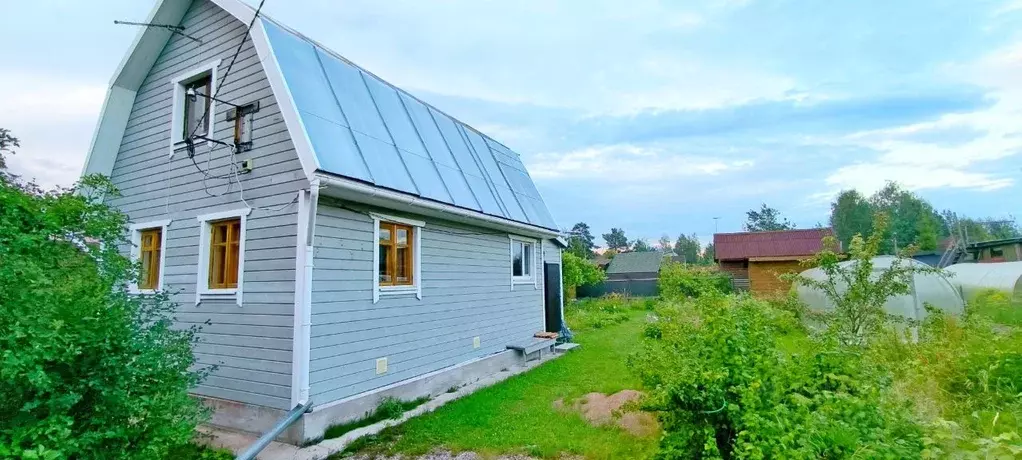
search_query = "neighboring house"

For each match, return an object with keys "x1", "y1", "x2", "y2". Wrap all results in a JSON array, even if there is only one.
[
  {"x1": 605, "y1": 251, "x2": 668, "y2": 281},
  {"x1": 714, "y1": 228, "x2": 833, "y2": 295},
  {"x1": 81, "y1": 0, "x2": 565, "y2": 444},
  {"x1": 968, "y1": 237, "x2": 1022, "y2": 262}
]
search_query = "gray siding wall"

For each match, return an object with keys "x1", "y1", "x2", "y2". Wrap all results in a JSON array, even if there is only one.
[
  {"x1": 105, "y1": 0, "x2": 306, "y2": 410},
  {"x1": 310, "y1": 199, "x2": 549, "y2": 404}
]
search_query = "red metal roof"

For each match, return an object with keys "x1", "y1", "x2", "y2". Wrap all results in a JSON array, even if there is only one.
[{"x1": 714, "y1": 228, "x2": 834, "y2": 261}]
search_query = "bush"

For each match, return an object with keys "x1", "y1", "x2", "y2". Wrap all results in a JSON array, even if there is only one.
[
  {"x1": 565, "y1": 294, "x2": 645, "y2": 331},
  {"x1": 562, "y1": 252, "x2": 606, "y2": 301},
  {"x1": 870, "y1": 301, "x2": 1022, "y2": 457},
  {"x1": 0, "y1": 171, "x2": 208, "y2": 459},
  {"x1": 630, "y1": 296, "x2": 923, "y2": 459},
  {"x1": 658, "y1": 262, "x2": 732, "y2": 300}
]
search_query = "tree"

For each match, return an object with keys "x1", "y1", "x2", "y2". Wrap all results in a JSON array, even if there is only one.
[
  {"x1": 0, "y1": 128, "x2": 19, "y2": 181},
  {"x1": 603, "y1": 227, "x2": 629, "y2": 251},
  {"x1": 700, "y1": 242, "x2": 716, "y2": 265},
  {"x1": 0, "y1": 132, "x2": 209, "y2": 458},
  {"x1": 561, "y1": 252, "x2": 606, "y2": 300},
  {"x1": 787, "y1": 213, "x2": 942, "y2": 345},
  {"x1": 657, "y1": 234, "x2": 674, "y2": 253},
  {"x1": 632, "y1": 238, "x2": 654, "y2": 252},
  {"x1": 744, "y1": 203, "x2": 794, "y2": 232},
  {"x1": 674, "y1": 233, "x2": 701, "y2": 264},
  {"x1": 567, "y1": 222, "x2": 596, "y2": 259},
  {"x1": 830, "y1": 190, "x2": 873, "y2": 250}
]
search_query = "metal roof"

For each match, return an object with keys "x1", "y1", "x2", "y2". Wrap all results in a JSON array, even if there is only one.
[
  {"x1": 606, "y1": 251, "x2": 667, "y2": 274},
  {"x1": 260, "y1": 18, "x2": 558, "y2": 231},
  {"x1": 714, "y1": 228, "x2": 834, "y2": 261}
]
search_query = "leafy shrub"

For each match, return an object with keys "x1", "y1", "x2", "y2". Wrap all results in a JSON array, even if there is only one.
[
  {"x1": 562, "y1": 252, "x2": 606, "y2": 301},
  {"x1": 0, "y1": 166, "x2": 208, "y2": 458},
  {"x1": 870, "y1": 301, "x2": 1022, "y2": 457},
  {"x1": 630, "y1": 296, "x2": 923, "y2": 459},
  {"x1": 565, "y1": 294, "x2": 646, "y2": 331},
  {"x1": 658, "y1": 262, "x2": 732, "y2": 300}
]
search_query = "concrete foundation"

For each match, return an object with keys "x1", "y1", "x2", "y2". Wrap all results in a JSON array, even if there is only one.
[{"x1": 201, "y1": 348, "x2": 540, "y2": 446}]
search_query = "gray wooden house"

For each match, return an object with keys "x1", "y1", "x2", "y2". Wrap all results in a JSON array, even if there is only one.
[{"x1": 81, "y1": 0, "x2": 565, "y2": 444}]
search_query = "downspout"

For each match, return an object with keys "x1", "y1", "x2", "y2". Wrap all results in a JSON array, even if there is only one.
[
  {"x1": 241, "y1": 183, "x2": 319, "y2": 460},
  {"x1": 300, "y1": 178, "x2": 320, "y2": 404}
]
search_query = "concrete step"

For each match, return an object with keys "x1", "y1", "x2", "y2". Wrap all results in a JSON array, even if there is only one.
[{"x1": 554, "y1": 343, "x2": 580, "y2": 353}]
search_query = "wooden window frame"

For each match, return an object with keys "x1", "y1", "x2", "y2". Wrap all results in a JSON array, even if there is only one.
[
  {"x1": 129, "y1": 219, "x2": 171, "y2": 294},
  {"x1": 195, "y1": 208, "x2": 250, "y2": 306},
  {"x1": 208, "y1": 218, "x2": 242, "y2": 290},
  {"x1": 169, "y1": 59, "x2": 220, "y2": 156},
  {"x1": 371, "y1": 213, "x2": 424, "y2": 303}
]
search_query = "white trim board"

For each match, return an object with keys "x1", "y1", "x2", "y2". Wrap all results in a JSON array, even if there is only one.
[
  {"x1": 128, "y1": 219, "x2": 172, "y2": 293},
  {"x1": 168, "y1": 59, "x2": 221, "y2": 156},
  {"x1": 372, "y1": 215, "x2": 425, "y2": 303},
  {"x1": 195, "y1": 207, "x2": 252, "y2": 307}
]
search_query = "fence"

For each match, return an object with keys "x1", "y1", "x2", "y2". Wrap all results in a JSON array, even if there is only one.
[
  {"x1": 576, "y1": 278, "x2": 659, "y2": 298},
  {"x1": 576, "y1": 275, "x2": 742, "y2": 298}
]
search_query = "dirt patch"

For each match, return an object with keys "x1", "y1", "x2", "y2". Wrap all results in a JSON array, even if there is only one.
[{"x1": 552, "y1": 390, "x2": 658, "y2": 437}]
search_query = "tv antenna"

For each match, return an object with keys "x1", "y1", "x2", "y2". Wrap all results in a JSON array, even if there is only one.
[{"x1": 114, "y1": 20, "x2": 202, "y2": 44}]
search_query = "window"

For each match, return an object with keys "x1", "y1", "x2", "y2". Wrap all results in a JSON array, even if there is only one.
[
  {"x1": 139, "y1": 228, "x2": 163, "y2": 290},
  {"x1": 169, "y1": 59, "x2": 220, "y2": 155},
  {"x1": 379, "y1": 222, "x2": 414, "y2": 286},
  {"x1": 371, "y1": 213, "x2": 424, "y2": 303},
  {"x1": 991, "y1": 247, "x2": 1004, "y2": 258},
  {"x1": 510, "y1": 237, "x2": 536, "y2": 287},
  {"x1": 208, "y1": 219, "x2": 241, "y2": 289},
  {"x1": 195, "y1": 208, "x2": 249, "y2": 306},
  {"x1": 129, "y1": 219, "x2": 171, "y2": 293},
  {"x1": 182, "y1": 76, "x2": 212, "y2": 139}
]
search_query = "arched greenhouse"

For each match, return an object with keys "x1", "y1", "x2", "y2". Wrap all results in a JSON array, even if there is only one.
[
  {"x1": 794, "y1": 256, "x2": 964, "y2": 321},
  {"x1": 946, "y1": 261, "x2": 1022, "y2": 302}
]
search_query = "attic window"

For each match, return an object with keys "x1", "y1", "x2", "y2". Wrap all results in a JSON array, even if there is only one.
[
  {"x1": 183, "y1": 76, "x2": 212, "y2": 139},
  {"x1": 169, "y1": 59, "x2": 221, "y2": 154}
]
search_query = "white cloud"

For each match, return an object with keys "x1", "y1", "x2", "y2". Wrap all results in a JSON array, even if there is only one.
[
  {"x1": 0, "y1": 71, "x2": 104, "y2": 188},
  {"x1": 529, "y1": 144, "x2": 754, "y2": 182},
  {"x1": 817, "y1": 41, "x2": 1022, "y2": 197},
  {"x1": 266, "y1": 0, "x2": 794, "y2": 114}
]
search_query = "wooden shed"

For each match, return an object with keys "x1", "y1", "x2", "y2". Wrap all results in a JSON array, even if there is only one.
[{"x1": 714, "y1": 228, "x2": 834, "y2": 295}]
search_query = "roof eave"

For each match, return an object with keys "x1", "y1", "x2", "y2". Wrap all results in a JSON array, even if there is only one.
[{"x1": 315, "y1": 172, "x2": 560, "y2": 239}]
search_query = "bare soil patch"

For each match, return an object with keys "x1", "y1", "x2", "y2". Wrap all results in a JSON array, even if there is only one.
[{"x1": 552, "y1": 390, "x2": 659, "y2": 437}]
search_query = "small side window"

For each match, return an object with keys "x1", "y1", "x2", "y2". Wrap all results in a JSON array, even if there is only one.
[
  {"x1": 991, "y1": 247, "x2": 1004, "y2": 258},
  {"x1": 510, "y1": 238, "x2": 534, "y2": 283},
  {"x1": 138, "y1": 228, "x2": 163, "y2": 290}
]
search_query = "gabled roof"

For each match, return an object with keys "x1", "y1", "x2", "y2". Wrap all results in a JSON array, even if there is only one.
[
  {"x1": 606, "y1": 251, "x2": 666, "y2": 274},
  {"x1": 714, "y1": 228, "x2": 833, "y2": 261},
  {"x1": 259, "y1": 18, "x2": 558, "y2": 231},
  {"x1": 82, "y1": 0, "x2": 559, "y2": 234}
]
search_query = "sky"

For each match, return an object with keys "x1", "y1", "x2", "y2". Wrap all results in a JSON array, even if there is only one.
[{"x1": 2, "y1": 0, "x2": 1021, "y2": 247}]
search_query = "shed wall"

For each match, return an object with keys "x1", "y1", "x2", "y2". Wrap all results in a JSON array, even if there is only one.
[
  {"x1": 309, "y1": 199, "x2": 546, "y2": 405},
  {"x1": 105, "y1": 0, "x2": 306, "y2": 410},
  {"x1": 748, "y1": 260, "x2": 801, "y2": 295}
]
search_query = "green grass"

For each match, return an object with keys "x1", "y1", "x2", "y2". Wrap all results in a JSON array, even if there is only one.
[
  {"x1": 324, "y1": 396, "x2": 431, "y2": 440},
  {"x1": 335, "y1": 308, "x2": 657, "y2": 459}
]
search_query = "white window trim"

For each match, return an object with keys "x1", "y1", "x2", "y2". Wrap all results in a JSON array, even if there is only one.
[
  {"x1": 128, "y1": 219, "x2": 172, "y2": 294},
  {"x1": 509, "y1": 235, "x2": 537, "y2": 290},
  {"x1": 195, "y1": 207, "x2": 251, "y2": 307},
  {"x1": 372, "y1": 213, "x2": 424, "y2": 304},
  {"x1": 169, "y1": 59, "x2": 221, "y2": 157}
]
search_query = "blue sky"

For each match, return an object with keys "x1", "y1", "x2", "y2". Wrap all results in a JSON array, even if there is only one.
[{"x1": 2, "y1": 0, "x2": 1021, "y2": 247}]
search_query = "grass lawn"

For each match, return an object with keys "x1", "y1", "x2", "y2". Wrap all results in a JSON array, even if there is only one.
[{"x1": 339, "y1": 307, "x2": 658, "y2": 459}]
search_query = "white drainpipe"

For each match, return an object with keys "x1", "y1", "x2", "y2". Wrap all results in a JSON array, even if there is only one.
[{"x1": 292, "y1": 179, "x2": 320, "y2": 407}]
